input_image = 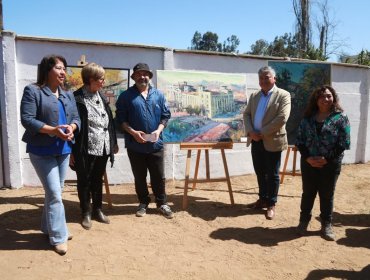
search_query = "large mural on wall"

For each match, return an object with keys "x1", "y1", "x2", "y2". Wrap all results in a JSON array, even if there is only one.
[
  {"x1": 268, "y1": 61, "x2": 331, "y2": 144},
  {"x1": 65, "y1": 66, "x2": 130, "y2": 118},
  {"x1": 157, "y1": 70, "x2": 247, "y2": 143}
]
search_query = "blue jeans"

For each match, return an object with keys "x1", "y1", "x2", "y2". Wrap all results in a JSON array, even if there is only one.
[
  {"x1": 29, "y1": 153, "x2": 70, "y2": 245},
  {"x1": 251, "y1": 140, "x2": 282, "y2": 206},
  {"x1": 300, "y1": 158, "x2": 341, "y2": 223}
]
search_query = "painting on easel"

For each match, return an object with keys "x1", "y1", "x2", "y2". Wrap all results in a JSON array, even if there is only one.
[
  {"x1": 157, "y1": 70, "x2": 247, "y2": 143},
  {"x1": 268, "y1": 61, "x2": 331, "y2": 144},
  {"x1": 64, "y1": 66, "x2": 130, "y2": 118}
]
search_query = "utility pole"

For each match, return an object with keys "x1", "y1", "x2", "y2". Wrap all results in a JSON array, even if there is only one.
[{"x1": 0, "y1": 0, "x2": 3, "y2": 31}]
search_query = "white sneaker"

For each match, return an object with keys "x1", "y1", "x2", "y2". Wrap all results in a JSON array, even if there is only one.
[
  {"x1": 136, "y1": 203, "x2": 148, "y2": 217},
  {"x1": 159, "y1": 204, "x2": 174, "y2": 219}
]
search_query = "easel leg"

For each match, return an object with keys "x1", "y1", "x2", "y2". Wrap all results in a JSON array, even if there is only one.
[
  {"x1": 292, "y1": 147, "x2": 298, "y2": 176},
  {"x1": 221, "y1": 149, "x2": 234, "y2": 205},
  {"x1": 280, "y1": 147, "x2": 291, "y2": 184},
  {"x1": 183, "y1": 150, "x2": 192, "y2": 209},
  {"x1": 192, "y1": 150, "x2": 201, "y2": 190},
  {"x1": 205, "y1": 150, "x2": 210, "y2": 180},
  {"x1": 103, "y1": 171, "x2": 113, "y2": 208}
]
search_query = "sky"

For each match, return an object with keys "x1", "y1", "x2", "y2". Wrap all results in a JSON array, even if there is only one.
[{"x1": 3, "y1": 0, "x2": 369, "y2": 62}]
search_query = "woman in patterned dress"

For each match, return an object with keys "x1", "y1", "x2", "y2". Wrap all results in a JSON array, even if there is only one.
[
  {"x1": 70, "y1": 63, "x2": 118, "y2": 230},
  {"x1": 295, "y1": 85, "x2": 350, "y2": 241}
]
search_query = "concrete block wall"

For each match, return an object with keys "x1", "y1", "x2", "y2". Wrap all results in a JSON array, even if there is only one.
[{"x1": 1, "y1": 32, "x2": 369, "y2": 188}]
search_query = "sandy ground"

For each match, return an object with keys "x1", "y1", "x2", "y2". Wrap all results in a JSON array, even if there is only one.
[{"x1": 0, "y1": 163, "x2": 369, "y2": 280}]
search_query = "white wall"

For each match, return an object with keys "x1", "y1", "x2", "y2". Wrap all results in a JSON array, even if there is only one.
[
  {"x1": 1, "y1": 33, "x2": 369, "y2": 188},
  {"x1": 0, "y1": 32, "x2": 23, "y2": 187},
  {"x1": 332, "y1": 65, "x2": 370, "y2": 163}
]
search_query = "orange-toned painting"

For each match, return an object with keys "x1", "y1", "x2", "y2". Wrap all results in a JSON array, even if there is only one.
[{"x1": 65, "y1": 66, "x2": 130, "y2": 118}]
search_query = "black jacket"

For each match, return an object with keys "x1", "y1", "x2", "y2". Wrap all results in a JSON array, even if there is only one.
[{"x1": 72, "y1": 87, "x2": 117, "y2": 171}]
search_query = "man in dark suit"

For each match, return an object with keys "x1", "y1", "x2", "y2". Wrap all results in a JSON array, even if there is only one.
[{"x1": 243, "y1": 66, "x2": 291, "y2": 220}]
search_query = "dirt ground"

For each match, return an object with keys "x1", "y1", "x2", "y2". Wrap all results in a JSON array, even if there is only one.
[{"x1": 0, "y1": 162, "x2": 369, "y2": 280}]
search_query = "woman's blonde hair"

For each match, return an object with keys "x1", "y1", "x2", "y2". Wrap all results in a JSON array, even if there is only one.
[{"x1": 81, "y1": 62, "x2": 105, "y2": 85}]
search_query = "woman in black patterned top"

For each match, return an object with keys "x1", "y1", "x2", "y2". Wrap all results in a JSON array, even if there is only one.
[
  {"x1": 295, "y1": 85, "x2": 350, "y2": 241},
  {"x1": 71, "y1": 63, "x2": 118, "y2": 230}
]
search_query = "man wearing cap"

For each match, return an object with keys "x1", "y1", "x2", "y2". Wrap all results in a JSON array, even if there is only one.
[{"x1": 116, "y1": 63, "x2": 173, "y2": 219}]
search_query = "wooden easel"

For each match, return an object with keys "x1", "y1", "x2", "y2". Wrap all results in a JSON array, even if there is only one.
[
  {"x1": 280, "y1": 145, "x2": 301, "y2": 184},
  {"x1": 180, "y1": 142, "x2": 234, "y2": 209}
]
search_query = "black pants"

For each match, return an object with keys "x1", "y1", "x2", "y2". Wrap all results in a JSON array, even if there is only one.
[
  {"x1": 251, "y1": 140, "x2": 282, "y2": 206},
  {"x1": 300, "y1": 158, "x2": 341, "y2": 223},
  {"x1": 127, "y1": 149, "x2": 166, "y2": 207},
  {"x1": 76, "y1": 154, "x2": 109, "y2": 214}
]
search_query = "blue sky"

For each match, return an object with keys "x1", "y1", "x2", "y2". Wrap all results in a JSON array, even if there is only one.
[{"x1": 3, "y1": 0, "x2": 369, "y2": 62}]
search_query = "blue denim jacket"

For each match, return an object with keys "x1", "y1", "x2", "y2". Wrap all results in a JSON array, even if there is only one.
[
  {"x1": 21, "y1": 84, "x2": 81, "y2": 146},
  {"x1": 116, "y1": 85, "x2": 171, "y2": 153}
]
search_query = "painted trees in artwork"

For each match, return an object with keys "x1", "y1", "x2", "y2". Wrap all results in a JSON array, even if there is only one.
[{"x1": 272, "y1": 62, "x2": 330, "y2": 144}]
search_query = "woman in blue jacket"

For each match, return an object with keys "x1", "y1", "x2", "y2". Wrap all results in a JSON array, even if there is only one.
[{"x1": 20, "y1": 55, "x2": 80, "y2": 255}]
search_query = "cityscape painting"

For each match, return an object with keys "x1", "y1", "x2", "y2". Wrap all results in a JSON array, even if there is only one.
[
  {"x1": 157, "y1": 70, "x2": 247, "y2": 143},
  {"x1": 64, "y1": 66, "x2": 130, "y2": 117},
  {"x1": 268, "y1": 61, "x2": 331, "y2": 144}
]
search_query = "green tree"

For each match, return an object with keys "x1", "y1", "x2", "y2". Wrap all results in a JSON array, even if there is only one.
[
  {"x1": 190, "y1": 31, "x2": 240, "y2": 53},
  {"x1": 248, "y1": 33, "x2": 299, "y2": 57},
  {"x1": 191, "y1": 31, "x2": 202, "y2": 50},
  {"x1": 222, "y1": 35, "x2": 240, "y2": 53},
  {"x1": 304, "y1": 45, "x2": 328, "y2": 60},
  {"x1": 249, "y1": 39, "x2": 269, "y2": 55},
  {"x1": 267, "y1": 33, "x2": 298, "y2": 57},
  {"x1": 190, "y1": 31, "x2": 220, "y2": 51},
  {"x1": 357, "y1": 50, "x2": 370, "y2": 66},
  {"x1": 201, "y1": 32, "x2": 221, "y2": 51},
  {"x1": 339, "y1": 49, "x2": 370, "y2": 65}
]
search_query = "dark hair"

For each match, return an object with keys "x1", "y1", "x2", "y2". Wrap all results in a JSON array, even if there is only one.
[
  {"x1": 36, "y1": 55, "x2": 67, "y2": 86},
  {"x1": 304, "y1": 85, "x2": 343, "y2": 118}
]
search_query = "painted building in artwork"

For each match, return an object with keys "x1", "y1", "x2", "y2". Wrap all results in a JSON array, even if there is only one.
[{"x1": 168, "y1": 83, "x2": 235, "y2": 118}]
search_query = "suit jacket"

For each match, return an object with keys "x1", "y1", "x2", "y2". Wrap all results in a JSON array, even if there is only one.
[{"x1": 243, "y1": 86, "x2": 291, "y2": 152}]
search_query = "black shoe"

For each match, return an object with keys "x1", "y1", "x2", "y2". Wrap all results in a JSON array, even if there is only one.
[
  {"x1": 296, "y1": 221, "x2": 309, "y2": 236},
  {"x1": 93, "y1": 209, "x2": 110, "y2": 224},
  {"x1": 321, "y1": 222, "x2": 335, "y2": 241},
  {"x1": 81, "y1": 213, "x2": 92, "y2": 230},
  {"x1": 246, "y1": 199, "x2": 268, "y2": 209}
]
